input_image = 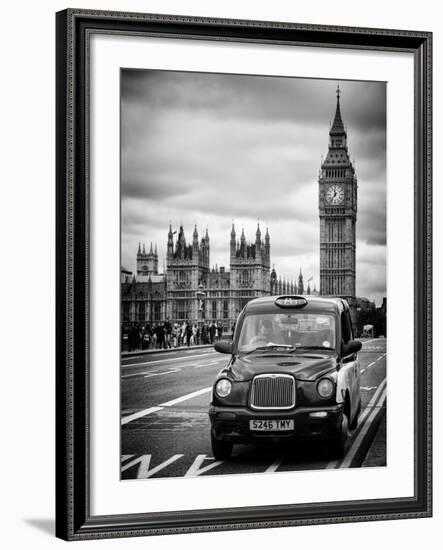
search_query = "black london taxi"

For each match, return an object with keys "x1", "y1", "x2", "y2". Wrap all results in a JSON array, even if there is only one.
[{"x1": 209, "y1": 295, "x2": 362, "y2": 460}]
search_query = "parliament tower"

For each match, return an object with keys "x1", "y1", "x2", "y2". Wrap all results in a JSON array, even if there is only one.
[{"x1": 319, "y1": 86, "x2": 358, "y2": 324}]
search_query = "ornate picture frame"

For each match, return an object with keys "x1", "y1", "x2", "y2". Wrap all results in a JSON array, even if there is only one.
[{"x1": 55, "y1": 9, "x2": 432, "y2": 540}]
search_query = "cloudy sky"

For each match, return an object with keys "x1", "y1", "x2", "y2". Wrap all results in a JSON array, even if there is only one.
[{"x1": 121, "y1": 69, "x2": 386, "y2": 305}]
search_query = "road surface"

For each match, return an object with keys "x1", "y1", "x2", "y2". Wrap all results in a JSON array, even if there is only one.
[{"x1": 121, "y1": 338, "x2": 386, "y2": 479}]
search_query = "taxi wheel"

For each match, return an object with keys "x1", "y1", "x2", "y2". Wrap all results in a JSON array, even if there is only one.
[{"x1": 211, "y1": 433, "x2": 233, "y2": 460}]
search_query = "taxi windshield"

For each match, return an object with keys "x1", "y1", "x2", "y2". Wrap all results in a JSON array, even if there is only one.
[{"x1": 237, "y1": 312, "x2": 336, "y2": 354}]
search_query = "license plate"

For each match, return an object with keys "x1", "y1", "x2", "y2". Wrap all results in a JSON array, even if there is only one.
[{"x1": 249, "y1": 419, "x2": 294, "y2": 431}]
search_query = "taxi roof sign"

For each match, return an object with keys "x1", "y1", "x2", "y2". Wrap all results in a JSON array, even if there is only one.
[{"x1": 275, "y1": 296, "x2": 308, "y2": 308}]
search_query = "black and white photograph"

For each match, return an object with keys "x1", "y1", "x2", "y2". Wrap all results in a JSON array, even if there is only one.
[{"x1": 119, "y1": 69, "x2": 387, "y2": 480}]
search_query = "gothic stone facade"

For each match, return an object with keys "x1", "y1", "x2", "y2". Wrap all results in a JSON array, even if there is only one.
[
  {"x1": 121, "y1": 224, "x2": 305, "y2": 327},
  {"x1": 165, "y1": 223, "x2": 273, "y2": 326},
  {"x1": 319, "y1": 86, "x2": 358, "y2": 325}
]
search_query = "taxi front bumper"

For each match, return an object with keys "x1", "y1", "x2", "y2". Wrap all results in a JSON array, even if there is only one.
[{"x1": 209, "y1": 403, "x2": 344, "y2": 443}]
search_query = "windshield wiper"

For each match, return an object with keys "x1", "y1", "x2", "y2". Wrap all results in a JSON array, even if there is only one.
[
  {"x1": 290, "y1": 345, "x2": 335, "y2": 352},
  {"x1": 241, "y1": 343, "x2": 296, "y2": 356}
]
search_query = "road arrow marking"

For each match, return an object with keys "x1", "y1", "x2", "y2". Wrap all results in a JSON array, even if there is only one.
[
  {"x1": 185, "y1": 455, "x2": 224, "y2": 477},
  {"x1": 121, "y1": 454, "x2": 184, "y2": 478}
]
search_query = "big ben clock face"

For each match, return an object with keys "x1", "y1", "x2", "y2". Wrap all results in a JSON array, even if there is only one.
[{"x1": 325, "y1": 184, "x2": 345, "y2": 205}]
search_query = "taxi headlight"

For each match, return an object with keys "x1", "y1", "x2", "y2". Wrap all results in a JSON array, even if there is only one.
[
  {"x1": 317, "y1": 378, "x2": 334, "y2": 398},
  {"x1": 215, "y1": 379, "x2": 232, "y2": 398}
]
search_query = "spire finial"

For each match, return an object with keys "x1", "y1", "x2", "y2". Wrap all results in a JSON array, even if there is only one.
[{"x1": 336, "y1": 83, "x2": 341, "y2": 99}]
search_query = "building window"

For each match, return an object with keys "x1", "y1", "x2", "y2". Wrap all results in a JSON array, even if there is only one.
[
  {"x1": 176, "y1": 300, "x2": 187, "y2": 321},
  {"x1": 223, "y1": 300, "x2": 228, "y2": 319},
  {"x1": 154, "y1": 302, "x2": 161, "y2": 321},
  {"x1": 138, "y1": 301, "x2": 145, "y2": 322},
  {"x1": 123, "y1": 302, "x2": 130, "y2": 322},
  {"x1": 212, "y1": 301, "x2": 217, "y2": 320}
]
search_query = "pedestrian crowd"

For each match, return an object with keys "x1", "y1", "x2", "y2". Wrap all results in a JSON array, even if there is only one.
[{"x1": 121, "y1": 320, "x2": 227, "y2": 352}]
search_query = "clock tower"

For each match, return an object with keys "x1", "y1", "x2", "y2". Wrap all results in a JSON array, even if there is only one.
[{"x1": 319, "y1": 86, "x2": 358, "y2": 326}]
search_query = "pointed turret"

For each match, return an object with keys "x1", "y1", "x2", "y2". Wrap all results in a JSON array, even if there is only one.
[
  {"x1": 330, "y1": 84, "x2": 346, "y2": 136},
  {"x1": 230, "y1": 223, "x2": 236, "y2": 258},
  {"x1": 192, "y1": 224, "x2": 199, "y2": 258},
  {"x1": 177, "y1": 224, "x2": 186, "y2": 259},
  {"x1": 240, "y1": 228, "x2": 246, "y2": 258},
  {"x1": 167, "y1": 224, "x2": 174, "y2": 261},
  {"x1": 137, "y1": 242, "x2": 141, "y2": 256},
  {"x1": 264, "y1": 226, "x2": 270, "y2": 266},
  {"x1": 298, "y1": 267, "x2": 304, "y2": 295}
]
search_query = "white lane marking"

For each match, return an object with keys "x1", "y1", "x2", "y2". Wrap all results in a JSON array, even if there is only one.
[
  {"x1": 340, "y1": 388, "x2": 387, "y2": 469},
  {"x1": 159, "y1": 387, "x2": 212, "y2": 407},
  {"x1": 194, "y1": 360, "x2": 223, "y2": 369},
  {"x1": 361, "y1": 386, "x2": 377, "y2": 391},
  {"x1": 361, "y1": 352, "x2": 387, "y2": 374},
  {"x1": 143, "y1": 369, "x2": 181, "y2": 378},
  {"x1": 185, "y1": 455, "x2": 224, "y2": 477},
  {"x1": 121, "y1": 454, "x2": 184, "y2": 478},
  {"x1": 122, "y1": 359, "x2": 223, "y2": 378},
  {"x1": 121, "y1": 351, "x2": 216, "y2": 368},
  {"x1": 121, "y1": 386, "x2": 213, "y2": 424},
  {"x1": 361, "y1": 338, "x2": 380, "y2": 345},
  {"x1": 265, "y1": 457, "x2": 285, "y2": 473},
  {"x1": 121, "y1": 406, "x2": 163, "y2": 425},
  {"x1": 326, "y1": 378, "x2": 386, "y2": 469},
  {"x1": 121, "y1": 371, "x2": 155, "y2": 379}
]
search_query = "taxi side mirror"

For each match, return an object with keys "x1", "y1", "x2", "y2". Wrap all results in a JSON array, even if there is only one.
[
  {"x1": 342, "y1": 339, "x2": 362, "y2": 357},
  {"x1": 214, "y1": 340, "x2": 233, "y2": 354}
]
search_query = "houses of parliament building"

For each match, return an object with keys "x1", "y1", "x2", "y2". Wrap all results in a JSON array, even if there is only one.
[{"x1": 121, "y1": 223, "x2": 313, "y2": 328}]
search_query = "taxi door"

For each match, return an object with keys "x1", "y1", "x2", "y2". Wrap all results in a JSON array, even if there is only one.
[{"x1": 339, "y1": 309, "x2": 360, "y2": 419}]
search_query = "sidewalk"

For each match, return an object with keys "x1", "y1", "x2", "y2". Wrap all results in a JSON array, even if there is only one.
[{"x1": 121, "y1": 344, "x2": 213, "y2": 357}]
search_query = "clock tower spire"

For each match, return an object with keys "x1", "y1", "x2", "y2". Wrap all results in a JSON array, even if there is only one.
[{"x1": 319, "y1": 85, "x2": 358, "y2": 326}]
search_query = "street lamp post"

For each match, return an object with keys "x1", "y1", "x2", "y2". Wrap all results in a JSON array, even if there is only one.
[
  {"x1": 195, "y1": 283, "x2": 206, "y2": 322},
  {"x1": 195, "y1": 283, "x2": 206, "y2": 344}
]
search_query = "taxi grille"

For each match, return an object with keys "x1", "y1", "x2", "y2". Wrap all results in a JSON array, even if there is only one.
[{"x1": 250, "y1": 374, "x2": 295, "y2": 410}]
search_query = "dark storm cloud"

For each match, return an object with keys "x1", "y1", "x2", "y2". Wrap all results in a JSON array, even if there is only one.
[
  {"x1": 121, "y1": 69, "x2": 386, "y2": 303},
  {"x1": 122, "y1": 69, "x2": 386, "y2": 132}
]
